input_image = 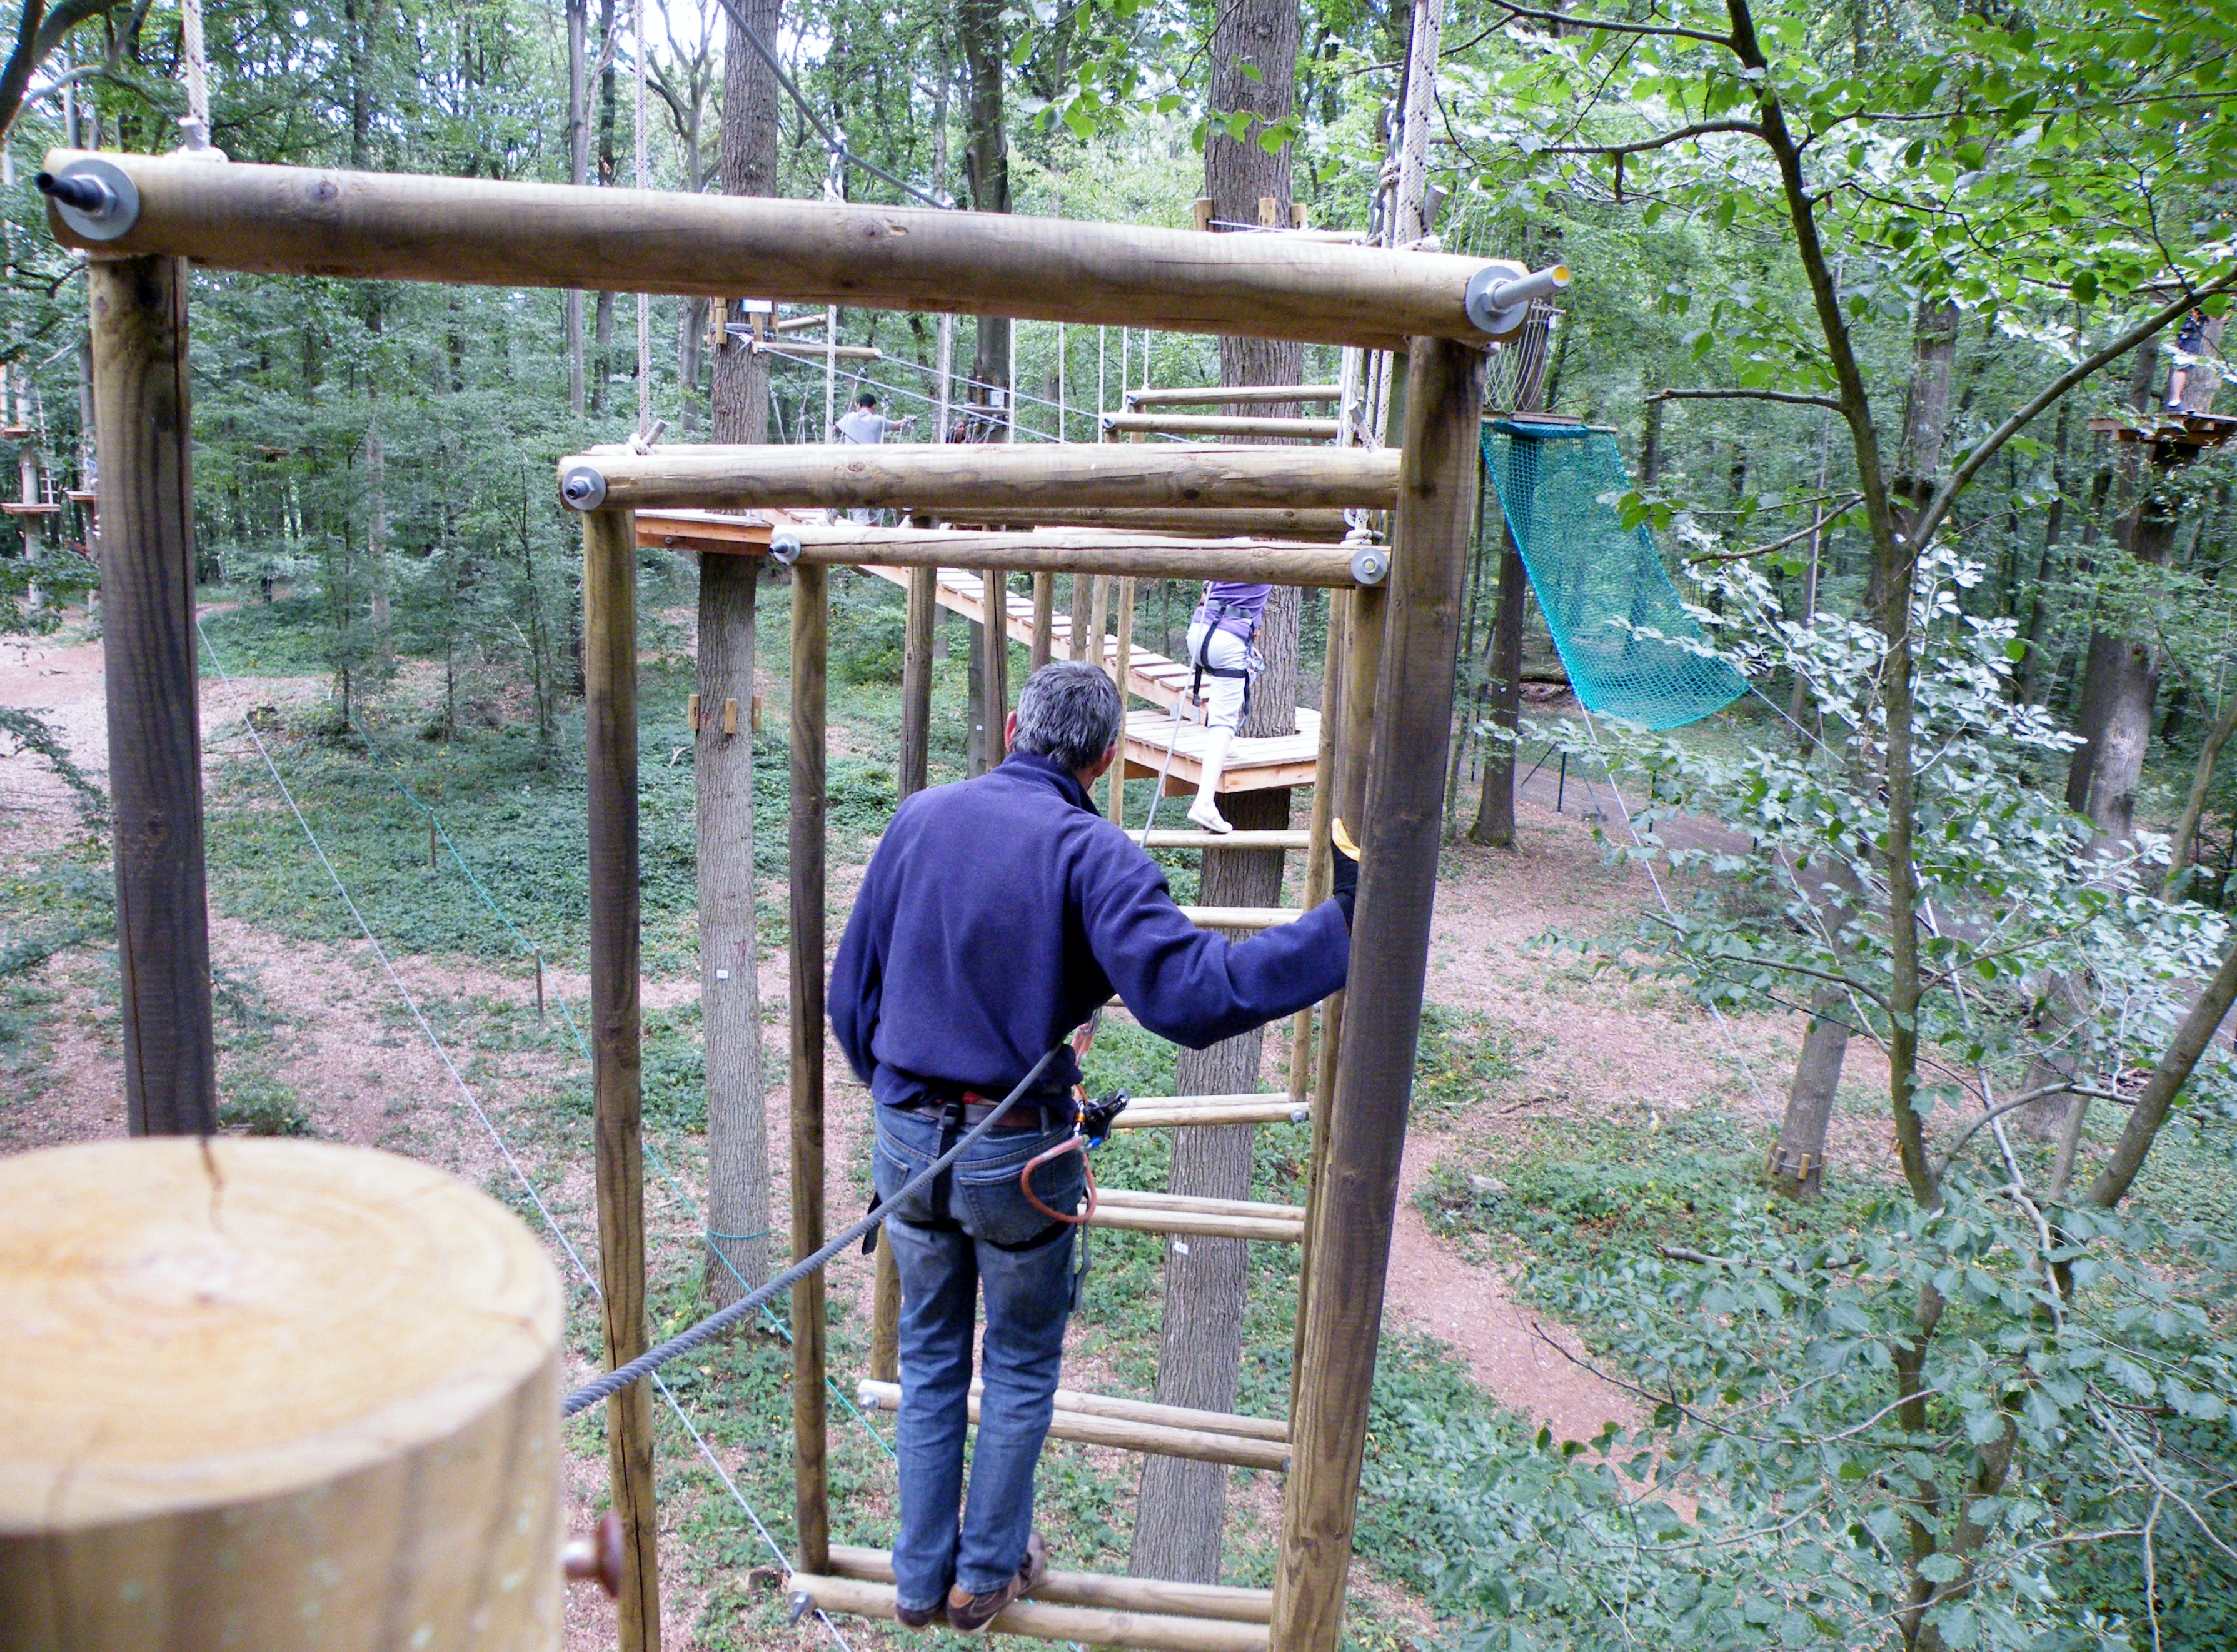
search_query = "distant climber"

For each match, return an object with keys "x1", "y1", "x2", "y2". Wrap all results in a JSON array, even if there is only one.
[
  {"x1": 1182, "y1": 580, "x2": 1269, "y2": 834},
  {"x1": 2166, "y1": 308, "x2": 2210, "y2": 411},
  {"x1": 837, "y1": 389, "x2": 915, "y2": 444}
]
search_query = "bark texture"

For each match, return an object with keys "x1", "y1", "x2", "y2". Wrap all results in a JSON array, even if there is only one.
[{"x1": 1128, "y1": 786, "x2": 1292, "y2": 1584}]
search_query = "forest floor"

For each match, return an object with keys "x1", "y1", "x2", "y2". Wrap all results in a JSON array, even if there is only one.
[{"x1": 7, "y1": 577, "x2": 2181, "y2": 1650}]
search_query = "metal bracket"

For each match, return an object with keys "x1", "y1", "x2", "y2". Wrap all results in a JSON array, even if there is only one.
[
  {"x1": 1465, "y1": 261, "x2": 1572, "y2": 338},
  {"x1": 560, "y1": 465, "x2": 608, "y2": 511},
  {"x1": 768, "y1": 530, "x2": 803, "y2": 567},
  {"x1": 1349, "y1": 545, "x2": 1390, "y2": 587},
  {"x1": 787, "y1": 1591, "x2": 814, "y2": 1625},
  {"x1": 35, "y1": 158, "x2": 140, "y2": 243}
]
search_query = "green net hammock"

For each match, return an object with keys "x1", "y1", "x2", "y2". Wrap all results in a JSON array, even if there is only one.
[{"x1": 1480, "y1": 418, "x2": 1747, "y2": 731}]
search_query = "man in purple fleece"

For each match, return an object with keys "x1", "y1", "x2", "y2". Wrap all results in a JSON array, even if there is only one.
[{"x1": 828, "y1": 660, "x2": 1354, "y2": 1631}]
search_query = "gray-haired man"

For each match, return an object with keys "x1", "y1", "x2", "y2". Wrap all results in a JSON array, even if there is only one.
[{"x1": 830, "y1": 661, "x2": 1355, "y2": 1631}]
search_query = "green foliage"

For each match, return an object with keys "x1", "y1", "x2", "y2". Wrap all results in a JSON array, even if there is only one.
[{"x1": 1412, "y1": 1004, "x2": 1527, "y2": 1123}]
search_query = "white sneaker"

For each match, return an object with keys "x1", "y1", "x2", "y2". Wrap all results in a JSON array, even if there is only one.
[{"x1": 1188, "y1": 794, "x2": 1232, "y2": 834}]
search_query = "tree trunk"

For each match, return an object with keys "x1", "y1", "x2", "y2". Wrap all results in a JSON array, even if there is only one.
[
  {"x1": 1128, "y1": 790, "x2": 1290, "y2": 1585},
  {"x1": 589, "y1": 0, "x2": 619, "y2": 417},
  {"x1": 1467, "y1": 526, "x2": 1525, "y2": 847},
  {"x1": 698, "y1": 0, "x2": 785, "y2": 1306},
  {"x1": 364, "y1": 407, "x2": 388, "y2": 659},
  {"x1": 566, "y1": 0, "x2": 587, "y2": 415},
  {"x1": 2063, "y1": 340, "x2": 2164, "y2": 829},
  {"x1": 960, "y1": 0, "x2": 1010, "y2": 398},
  {"x1": 1767, "y1": 857, "x2": 1864, "y2": 1200},
  {"x1": 2167, "y1": 689, "x2": 2237, "y2": 895},
  {"x1": 1129, "y1": 0, "x2": 1306, "y2": 1583}
]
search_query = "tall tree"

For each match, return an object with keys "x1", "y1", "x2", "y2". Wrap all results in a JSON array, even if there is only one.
[
  {"x1": 1129, "y1": 0, "x2": 1304, "y2": 1586},
  {"x1": 960, "y1": 0, "x2": 1009, "y2": 775},
  {"x1": 699, "y1": 0, "x2": 787, "y2": 1305},
  {"x1": 566, "y1": 0, "x2": 588, "y2": 414}
]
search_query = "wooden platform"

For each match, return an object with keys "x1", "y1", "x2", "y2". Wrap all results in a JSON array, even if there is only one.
[
  {"x1": 2088, "y1": 410, "x2": 2237, "y2": 450},
  {"x1": 852, "y1": 562, "x2": 1321, "y2": 795}
]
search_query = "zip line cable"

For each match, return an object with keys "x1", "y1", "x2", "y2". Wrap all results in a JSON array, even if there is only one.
[
  {"x1": 333, "y1": 706, "x2": 898, "y2": 1454},
  {"x1": 196, "y1": 617, "x2": 860, "y2": 1648},
  {"x1": 565, "y1": 1044, "x2": 1063, "y2": 1414}
]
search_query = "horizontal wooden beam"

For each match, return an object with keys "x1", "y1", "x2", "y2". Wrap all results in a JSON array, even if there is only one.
[
  {"x1": 969, "y1": 507, "x2": 1354, "y2": 542},
  {"x1": 823, "y1": 1546, "x2": 1275, "y2": 1624},
  {"x1": 790, "y1": 1572, "x2": 1271, "y2": 1652},
  {"x1": 855, "y1": 1379, "x2": 1290, "y2": 1443},
  {"x1": 852, "y1": 1382, "x2": 1289, "y2": 1469},
  {"x1": 1139, "y1": 830, "x2": 1312, "y2": 850},
  {"x1": 565, "y1": 443, "x2": 1399, "y2": 511},
  {"x1": 634, "y1": 513, "x2": 1365, "y2": 585},
  {"x1": 1126, "y1": 385, "x2": 1342, "y2": 408},
  {"x1": 43, "y1": 151, "x2": 1506, "y2": 350},
  {"x1": 1103, "y1": 413, "x2": 1342, "y2": 441}
]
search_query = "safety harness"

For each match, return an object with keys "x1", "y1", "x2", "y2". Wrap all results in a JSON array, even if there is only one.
[{"x1": 1188, "y1": 596, "x2": 1263, "y2": 724}]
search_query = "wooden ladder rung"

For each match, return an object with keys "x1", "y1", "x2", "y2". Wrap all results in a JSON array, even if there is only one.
[
  {"x1": 823, "y1": 1545, "x2": 1275, "y2": 1624},
  {"x1": 1110, "y1": 1094, "x2": 1310, "y2": 1129},
  {"x1": 854, "y1": 1381, "x2": 1289, "y2": 1469},
  {"x1": 1085, "y1": 1189, "x2": 1305, "y2": 1242},
  {"x1": 1139, "y1": 830, "x2": 1311, "y2": 850},
  {"x1": 1101, "y1": 412, "x2": 1342, "y2": 441},
  {"x1": 791, "y1": 1570, "x2": 1272, "y2": 1651},
  {"x1": 1125, "y1": 384, "x2": 1342, "y2": 409},
  {"x1": 1177, "y1": 905, "x2": 1301, "y2": 930}
]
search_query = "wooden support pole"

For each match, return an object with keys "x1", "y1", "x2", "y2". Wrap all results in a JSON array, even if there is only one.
[
  {"x1": 1289, "y1": 598, "x2": 1347, "y2": 1104},
  {"x1": 1107, "y1": 576, "x2": 1134, "y2": 825},
  {"x1": 788, "y1": 561, "x2": 832, "y2": 1573},
  {"x1": 982, "y1": 568, "x2": 1009, "y2": 763},
  {"x1": 563, "y1": 442, "x2": 1400, "y2": 513},
  {"x1": 89, "y1": 254, "x2": 216, "y2": 1136},
  {"x1": 51, "y1": 151, "x2": 1507, "y2": 351},
  {"x1": 582, "y1": 504, "x2": 663, "y2": 1652},
  {"x1": 823, "y1": 1544, "x2": 1275, "y2": 1623},
  {"x1": 1088, "y1": 575, "x2": 1110, "y2": 668},
  {"x1": 898, "y1": 564, "x2": 935, "y2": 800},
  {"x1": 1031, "y1": 571, "x2": 1055, "y2": 670},
  {"x1": 1272, "y1": 336, "x2": 1488, "y2": 1652}
]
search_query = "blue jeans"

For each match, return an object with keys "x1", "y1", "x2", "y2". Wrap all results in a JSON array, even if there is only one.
[{"x1": 873, "y1": 1104, "x2": 1085, "y2": 1611}]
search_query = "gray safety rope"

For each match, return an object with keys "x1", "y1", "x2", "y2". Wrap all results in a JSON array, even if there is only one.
[{"x1": 562, "y1": 1042, "x2": 1065, "y2": 1416}]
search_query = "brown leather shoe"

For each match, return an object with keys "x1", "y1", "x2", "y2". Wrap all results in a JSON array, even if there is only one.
[
  {"x1": 894, "y1": 1599, "x2": 942, "y2": 1630},
  {"x1": 945, "y1": 1531, "x2": 1049, "y2": 1633}
]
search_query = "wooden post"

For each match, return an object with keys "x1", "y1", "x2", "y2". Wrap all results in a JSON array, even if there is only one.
[
  {"x1": 583, "y1": 504, "x2": 663, "y2": 1652},
  {"x1": 90, "y1": 254, "x2": 217, "y2": 1136},
  {"x1": 1030, "y1": 570, "x2": 1055, "y2": 670},
  {"x1": 1287, "y1": 597, "x2": 1347, "y2": 1103},
  {"x1": 1107, "y1": 577, "x2": 1134, "y2": 825},
  {"x1": 0, "y1": 1137, "x2": 565, "y2": 1649},
  {"x1": 899, "y1": 564, "x2": 936, "y2": 798},
  {"x1": 1271, "y1": 336, "x2": 1487, "y2": 1652},
  {"x1": 982, "y1": 567, "x2": 1009, "y2": 763},
  {"x1": 877, "y1": 560, "x2": 936, "y2": 1378},
  {"x1": 1088, "y1": 575, "x2": 1110, "y2": 668},
  {"x1": 789, "y1": 562, "x2": 832, "y2": 1572}
]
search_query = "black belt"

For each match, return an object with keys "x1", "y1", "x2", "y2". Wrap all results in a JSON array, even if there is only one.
[{"x1": 888, "y1": 1093, "x2": 1072, "y2": 1131}]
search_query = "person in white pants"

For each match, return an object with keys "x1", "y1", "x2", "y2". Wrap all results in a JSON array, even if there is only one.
[{"x1": 1182, "y1": 582, "x2": 1269, "y2": 834}]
